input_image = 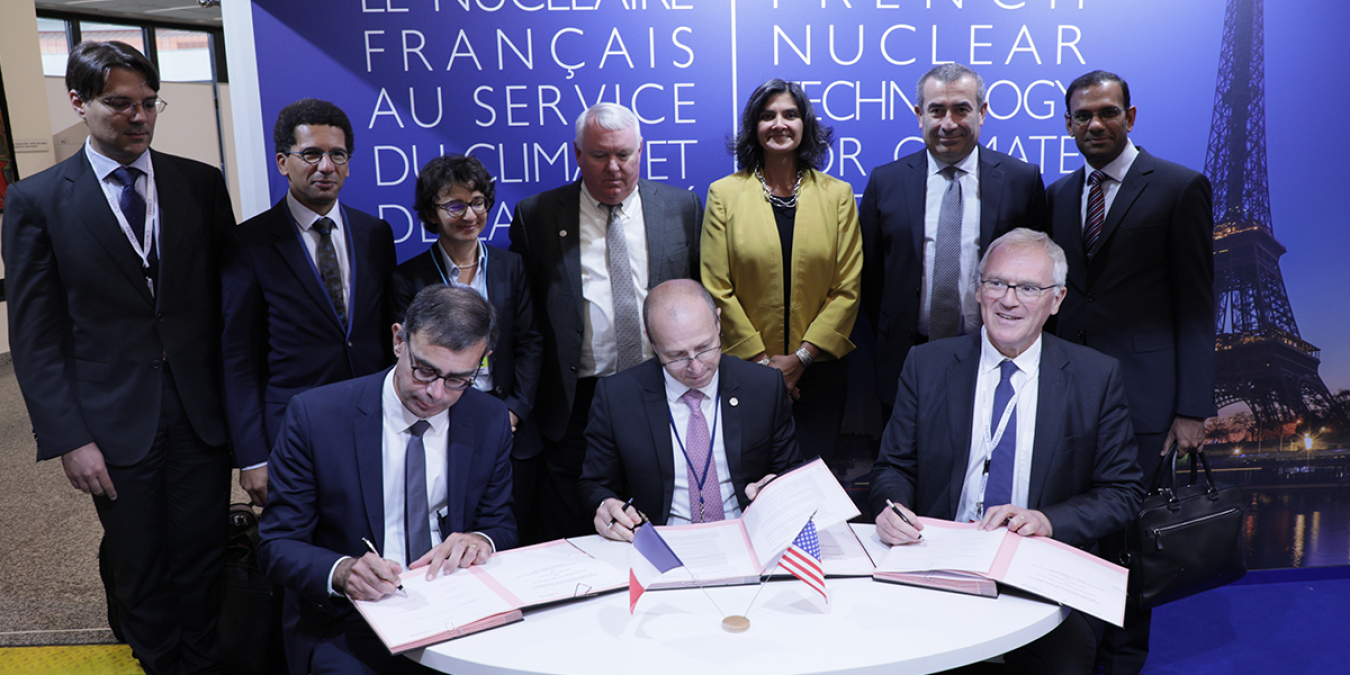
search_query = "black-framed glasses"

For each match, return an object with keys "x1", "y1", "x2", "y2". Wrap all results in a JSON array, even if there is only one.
[
  {"x1": 979, "y1": 279, "x2": 1060, "y2": 302},
  {"x1": 436, "y1": 198, "x2": 488, "y2": 219},
  {"x1": 1068, "y1": 107, "x2": 1124, "y2": 126},
  {"x1": 658, "y1": 344, "x2": 722, "y2": 371},
  {"x1": 284, "y1": 149, "x2": 351, "y2": 165},
  {"x1": 97, "y1": 96, "x2": 167, "y2": 115},
  {"x1": 405, "y1": 340, "x2": 482, "y2": 391}
]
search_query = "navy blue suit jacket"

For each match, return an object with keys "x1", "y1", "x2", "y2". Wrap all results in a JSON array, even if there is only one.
[
  {"x1": 221, "y1": 199, "x2": 396, "y2": 467},
  {"x1": 860, "y1": 147, "x2": 1047, "y2": 408},
  {"x1": 869, "y1": 333, "x2": 1143, "y2": 549},
  {"x1": 389, "y1": 244, "x2": 544, "y2": 459},
  {"x1": 1048, "y1": 148, "x2": 1216, "y2": 438},
  {"x1": 578, "y1": 356, "x2": 803, "y2": 524},
  {"x1": 258, "y1": 369, "x2": 516, "y2": 674}
]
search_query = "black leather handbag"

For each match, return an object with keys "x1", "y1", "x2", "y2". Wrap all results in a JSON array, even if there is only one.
[{"x1": 1124, "y1": 446, "x2": 1247, "y2": 609}]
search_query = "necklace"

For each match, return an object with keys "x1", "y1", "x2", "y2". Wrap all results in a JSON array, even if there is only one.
[{"x1": 755, "y1": 167, "x2": 803, "y2": 209}]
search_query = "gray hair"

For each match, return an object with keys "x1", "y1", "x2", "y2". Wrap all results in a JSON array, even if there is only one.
[
  {"x1": 977, "y1": 228, "x2": 1068, "y2": 288},
  {"x1": 574, "y1": 103, "x2": 641, "y2": 146},
  {"x1": 401, "y1": 285, "x2": 498, "y2": 353},
  {"x1": 916, "y1": 63, "x2": 986, "y2": 109}
]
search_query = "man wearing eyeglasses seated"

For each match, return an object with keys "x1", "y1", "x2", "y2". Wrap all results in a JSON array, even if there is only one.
[
  {"x1": 260, "y1": 285, "x2": 516, "y2": 675},
  {"x1": 578, "y1": 280, "x2": 803, "y2": 541},
  {"x1": 222, "y1": 98, "x2": 397, "y2": 508},
  {"x1": 870, "y1": 229, "x2": 1143, "y2": 675}
]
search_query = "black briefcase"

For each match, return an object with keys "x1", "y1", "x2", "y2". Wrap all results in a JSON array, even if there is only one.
[{"x1": 1124, "y1": 446, "x2": 1247, "y2": 609}]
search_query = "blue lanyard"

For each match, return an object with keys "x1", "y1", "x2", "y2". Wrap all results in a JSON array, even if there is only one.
[{"x1": 668, "y1": 391, "x2": 721, "y2": 502}]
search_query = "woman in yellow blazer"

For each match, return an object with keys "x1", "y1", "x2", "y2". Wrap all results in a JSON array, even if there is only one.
[{"x1": 701, "y1": 79, "x2": 862, "y2": 465}]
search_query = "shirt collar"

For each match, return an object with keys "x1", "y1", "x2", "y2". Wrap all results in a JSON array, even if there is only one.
[
  {"x1": 286, "y1": 190, "x2": 344, "y2": 232},
  {"x1": 1090, "y1": 139, "x2": 1138, "y2": 184},
  {"x1": 661, "y1": 365, "x2": 721, "y2": 408},
  {"x1": 382, "y1": 368, "x2": 450, "y2": 436},
  {"x1": 979, "y1": 327, "x2": 1043, "y2": 377},
  {"x1": 438, "y1": 239, "x2": 490, "y2": 277},
  {"x1": 580, "y1": 181, "x2": 642, "y2": 218},
  {"x1": 85, "y1": 139, "x2": 153, "y2": 181},
  {"x1": 927, "y1": 145, "x2": 981, "y2": 178}
]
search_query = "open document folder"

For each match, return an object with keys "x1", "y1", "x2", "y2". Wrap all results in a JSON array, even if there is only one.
[
  {"x1": 650, "y1": 457, "x2": 862, "y2": 587},
  {"x1": 354, "y1": 539, "x2": 627, "y2": 654},
  {"x1": 872, "y1": 518, "x2": 1129, "y2": 627}
]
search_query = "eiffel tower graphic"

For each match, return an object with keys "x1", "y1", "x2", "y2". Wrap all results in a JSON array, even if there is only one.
[{"x1": 1206, "y1": 0, "x2": 1335, "y2": 431}]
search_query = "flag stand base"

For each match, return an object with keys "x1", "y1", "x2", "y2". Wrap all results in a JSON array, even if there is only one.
[{"x1": 721, "y1": 615, "x2": 750, "y2": 633}]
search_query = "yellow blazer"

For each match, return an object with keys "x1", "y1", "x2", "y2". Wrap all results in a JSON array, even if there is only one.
[{"x1": 701, "y1": 169, "x2": 862, "y2": 361}]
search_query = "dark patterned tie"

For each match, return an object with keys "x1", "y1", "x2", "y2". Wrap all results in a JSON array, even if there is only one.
[
  {"x1": 311, "y1": 217, "x2": 348, "y2": 329},
  {"x1": 111, "y1": 167, "x2": 157, "y2": 286},
  {"x1": 605, "y1": 204, "x2": 643, "y2": 370},
  {"x1": 984, "y1": 360, "x2": 1019, "y2": 509},
  {"x1": 930, "y1": 166, "x2": 964, "y2": 339},
  {"x1": 405, "y1": 420, "x2": 432, "y2": 563},
  {"x1": 1083, "y1": 170, "x2": 1107, "y2": 258},
  {"x1": 682, "y1": 390, "x2": 724, "y2": 523}
]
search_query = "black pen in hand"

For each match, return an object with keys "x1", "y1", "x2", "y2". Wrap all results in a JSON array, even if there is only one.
[
  {"x1": 608, "y1": 497, "x2": 636, "y2": 529},
  {"x1": 361, "y1": 537, "x2": 404, "y2": 591},
  {"x1": 886, "y1": 499, "x2": 924, "y2": 542}
]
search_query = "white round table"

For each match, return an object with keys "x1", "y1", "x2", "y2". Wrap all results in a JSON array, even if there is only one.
[{"x1": 415, "y1": 530, "x2": 1067, "y2": 675}]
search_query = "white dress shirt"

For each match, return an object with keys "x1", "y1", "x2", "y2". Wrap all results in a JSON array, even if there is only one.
[
  {"x1": 955, "y1": 329, "x2": 1043, "y2": 522},
  {"x1": 1078, "y1": 139, "x2": 1139, "y2": 230},
  {"x1": 662, "y1": 368, "x2": 740, "y2": 524},
  {"x1": 85, "y1": 141, "x2": 158, "y2": 276},
  {"x1": 286, "y1": 192, "x2": 351, "y2": 309},
  {"x1": 436, "y1": 240, "x2": 494, "y2": 393},
  {"x1": 579, "y1": 186, "x2": 653, "y2": 377},
  {"x1": 921, "y1": 147, "x2": 983, "y2": 336}
]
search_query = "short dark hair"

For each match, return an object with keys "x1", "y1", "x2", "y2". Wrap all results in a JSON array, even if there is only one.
[
  {"x1": 66, "y1": 41, "x2": 159, "y2": 102},
  {"x1": 1064, "y1": 70, "x2": 1131, "y2": 112},
  {"x1": 915, "y1": 63, "x2": 985, "y2": 109},
  {"x1": 272, "y1": 98, "x2": 354, "y2": 156},
  {"x1": 732, "y1": 79, "x2": 833, "y2": 171},
  {"x1": 401, "y1": 285, "x2": 498, "y2": 353},
  {"x1": 413, "y1": 154, "x2": 496, "y2": 234}
]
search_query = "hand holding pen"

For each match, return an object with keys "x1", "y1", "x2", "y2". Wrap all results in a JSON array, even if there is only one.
[
  {"x1": 878, "y1": 498, "x2": 925, "y2": 545},
  {"x1": 595, "y1": 497, "x2": 646, "y2": 542},
  {"x1": 333, "y1": 537, "x2": 406, "y2": 601}
]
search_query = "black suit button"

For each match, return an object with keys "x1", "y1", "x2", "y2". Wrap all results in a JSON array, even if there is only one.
[
  {"x1": 1077, "y1": 330, "x2": 1086, "y2": 341},
  {"x1": 156, "y1": 314, "x2": 164, "y2": 323},
  {"x1": 570, "y1": 366, "x2": 578, "y2": 373},
  {"x1": 1086, "y1": 294, "x2": 1094, "y2": 302},
  {"x1": 152, "y1": 359, "x2": 162, "y2": 370}
]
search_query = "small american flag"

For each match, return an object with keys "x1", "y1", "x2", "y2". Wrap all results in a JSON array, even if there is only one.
[{"x1": 779, "y1": 519, "x2": 826, "y2": 602}]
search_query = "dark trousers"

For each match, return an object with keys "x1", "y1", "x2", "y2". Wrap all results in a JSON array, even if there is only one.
[
  {"x1": 308, "y1": 614, "x2": 440, "y2": 675},
  {"x1": 94, "y1": 369, "x2": 231, "y2": 675},
  {"x1": 792, "y1": 356, "x2": 848, "y2": 468},
  {"x1": 1096, "y1": 430, "x2": 1166, "y2": 675},
  {"x1": 533, "y1": 376, "x2": 599, "y2": 542}
]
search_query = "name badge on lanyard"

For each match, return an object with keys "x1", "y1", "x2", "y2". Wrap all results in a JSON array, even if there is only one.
[{"x1": 110, "y1": 173, "x2": 159, "y2": 297}]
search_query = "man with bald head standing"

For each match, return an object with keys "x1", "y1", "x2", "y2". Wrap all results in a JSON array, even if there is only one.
[
  {"x1": 510, "y1": 103, "x2": 704, "y2": 541},
  {"x1": 579, "y1": 280, "x2": 802, "y2": 539}
]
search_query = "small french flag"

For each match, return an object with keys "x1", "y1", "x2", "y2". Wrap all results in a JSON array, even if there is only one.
[{"x1": 628, "y1": 524, "x2": 685, "y2": 613}]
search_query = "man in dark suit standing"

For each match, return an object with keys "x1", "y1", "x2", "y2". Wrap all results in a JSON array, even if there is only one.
[
  {"x1": 259, "y1": 285, "x2": 516, "y2": 675},
  {"x1": 3, "y1": 42, "x2": 234, "y2": 675},
  {"x1": 861, "y1": 63, "x2": 1047, "y2": 415},
  {"x1": 1048, "y1": 70, "x2": 1216, "y2": 675},
  {"x1": 579, "y1": 280, "x2": 802, "y2": 538},
  {"x1": 222, "y1": 98, "x2": 396, "y2": 507},
  {"x1": 510, "y1": 103, "x2": 703, "y2": 540},
  {"x1": 871, "y1": 229, "x2": 1143, "y2": 675}
]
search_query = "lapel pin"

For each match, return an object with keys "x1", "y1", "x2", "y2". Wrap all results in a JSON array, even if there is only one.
[
  {"x1": 559, "y1": 229, "x2": 568, "y2": 237},
  {"x1": 729, "y1": 397, "x2": 739, "y2": 407}
]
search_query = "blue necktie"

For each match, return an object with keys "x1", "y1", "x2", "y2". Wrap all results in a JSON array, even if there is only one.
[
  {"x1": 112, "y1": 166, "x2": 157, "y2": 287},
  {"x1": 984, "y1": 360, "x2": 1018, "y2": 509},
  {"x1": 405, "y1": 420, "x2": 432, "y2": 563}
]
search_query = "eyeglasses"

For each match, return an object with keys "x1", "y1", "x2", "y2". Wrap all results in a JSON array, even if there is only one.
[
  {"x1": 1068, "y1": 107, "x2": 1124, "y2": 126},
  {"x1": 283, "y1": 149, "x2": 351, "y2": 165},
  {"x1": 658, "y1": 344, "x2": 722, "y2": 371},
  {"x1": 97, "y1": 96, "x2": 167, "y2": 115},
  {"x1": 979, "y1": 279, "x2": 1060, "y2": 302},
  {"x1": 405, "y1": 340, "x2": 482, "y2": 391},
  {"x1": 436, "y1": 198, "x2": 488, "y2": 219}
]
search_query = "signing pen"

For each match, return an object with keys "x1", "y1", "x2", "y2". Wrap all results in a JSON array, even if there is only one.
[
  {"x1": 361, "y1": 537, "x2": 404, "y2": 591},
  {"x1": 609, "y1": 497, "x2": 636, "y2": 528},
  {"x1": 886, "y1": 499, "x2": 924, "y2": 542}
]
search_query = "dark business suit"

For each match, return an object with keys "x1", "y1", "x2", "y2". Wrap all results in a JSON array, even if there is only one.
[
  {"x1": 578, "y1": 356, "x2": 803, "y2": 523},
  {"x1": 860, "y1": 147, "x2": 1047, "y2": 409},
  {"x1": 1049, "y1": 147, "x2": 1215, "y2": 675},
  {"x1": 509, "y1": 178, "x2": 703, "y2": 539},
  {"x1": 390, "y1": 244, "x2": 545, "y2": 540},
  {"x1": 259, "y1": 370, "x2": 517, "y2": 675},
  {"x1": 3, "y1": 149, "x2": 234, "y2": 674},
  {"x1": 221, "y1": 199, "x2": 396, "y2": 468}
]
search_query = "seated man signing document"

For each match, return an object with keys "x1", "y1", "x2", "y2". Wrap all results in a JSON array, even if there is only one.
[
  {"x1": 259, "y1": 285, "x2": 516, "y2": 675},
  {"x1": 579, "y1": 280, "x2": 803, "y2": 540},
  {"x1": 869, "y1": 229, "x2": 1142, "y2": 675}
]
